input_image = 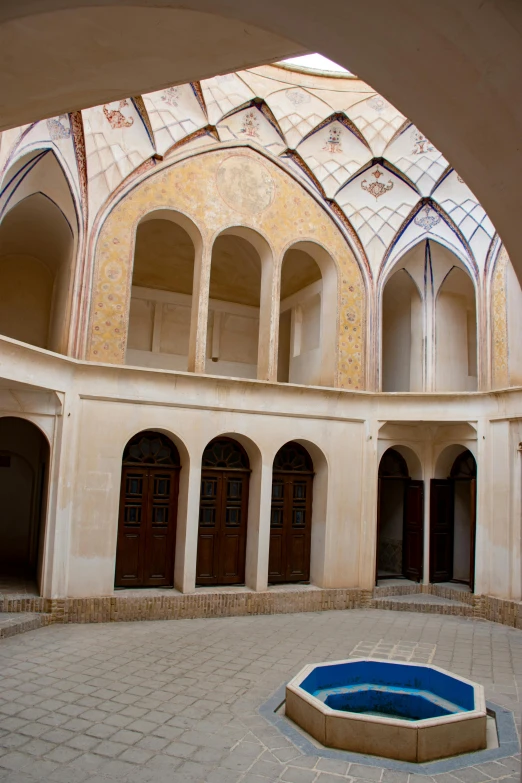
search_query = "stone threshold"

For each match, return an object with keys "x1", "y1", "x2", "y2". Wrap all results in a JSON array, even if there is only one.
[{"x1": 0, "y1": 583, "x2": 521, "y2": 635}]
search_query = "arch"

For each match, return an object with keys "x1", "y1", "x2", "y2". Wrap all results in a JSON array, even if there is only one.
[
  {"x1": 277, "y1": 240, "x2": 337, "y2": 387},
  {"x1": 0, "y1": 191, "x2": 75, "y2": 353},
  {"x1": 381, "y1": 268, "x2": 423, "y2": 392},
  {"x1": 0, "y1": 417, "x2": 50, "y2": 593},
  {"x1": 376, "y1": 445, "x2": 423, "y2": 582},
  {"x1": 431, "y1": 444, "x2": 477, "y2": 589},
  {"x1": 89, "y1": 147, "x2": 365, "y2": 389},
  {"x1": 435, "y1": 265, "x2": 477, "y2": 391},
  {"x1": 196, "y1": 435, "x2": 252, "y2": 586},
  {"x1": 126, "y1": 209, "x2": 201, "y2": 372},
  {"x1": 269, "y1": 441, "x2": 314, "y2": 584},
  {"x1": 207, "y1": 226, "x2": 272, "y2": 380},
  {"x1": 115, "y1": 429, "x2": 181, "y2": 588}
]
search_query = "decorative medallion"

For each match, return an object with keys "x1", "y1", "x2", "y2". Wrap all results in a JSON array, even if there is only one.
[
  {"x1": 46, "y1": 115, "x2": 71, "y2": 141},
  {"x1": 239, "y1": 110, "x2": 260, "y2": 138},
  {"x1": 361, "y1": 168, "x2": 394, "y2": 199},
  {"x1": 216, "y1": 155, "x2": 275, "y2": 214},
  {"x1": 161, "y1": 87, "x2": 180, "y2": 108},
  {"x1": 285, "y1": 89, "x2": 310, "y2": 106},
  {"x1": 323, "y1": 126, "x2": 342, "y2": 154},
  {"x1": 414, "y1": 204, "x2": 441, "y2": 230},
  {"x1": 103, "y1": 100, "x2": 134, "y2": 130},
  {"x1": 411, "y1": 128, "x2": 434, "y2": 154},
  {"x1": 368, "y1": 95, "x2": 388, "y2": 113}
]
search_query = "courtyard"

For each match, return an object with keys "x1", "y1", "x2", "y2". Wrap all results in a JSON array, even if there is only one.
[{"x1": 0, "y1": 609, "x2": 520, "y2": 783}]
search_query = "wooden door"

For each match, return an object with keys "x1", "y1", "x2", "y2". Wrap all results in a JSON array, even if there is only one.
[
  {"x1": 269, "y1": 473, "x2": 313, "y2": 583},
  {"x1": 469, "y1": 478, "x2": 477, "y2": 592},
  {"x1": 196, "y1": 470, "x2": 249, "y2": 585},
  {"x1": 115, "y1": 466, "x2": 179, "y2": 587},
  {"x1": 402, "y1": 480, "x2": 424, "y2": 581},
  {"x1": 429, "y1": 478, "x2": 454, "y2": 582}
]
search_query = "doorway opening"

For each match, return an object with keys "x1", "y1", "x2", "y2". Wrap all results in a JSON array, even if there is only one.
[
  {"x1": 376, "y1": 447, "x2": 424, "y2": 583},
  {"x1": 268, "y1": 441, "x2": 314, "y2": 584},
  {"x1": 196, "y1": 437, "x2": 250, "y2": 586},
  {"x1": 115, "y1": 430, "x2": 180, "y2": 588},
  {"x1": 430, "y1": 447, "x2": 476, "y2": 590},
  {"x1": 0, "y1": 417, "x2": 49, "y2": 593}
]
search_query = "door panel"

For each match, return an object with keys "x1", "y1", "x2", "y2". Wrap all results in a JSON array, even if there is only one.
[
  {"x1": 115, "y1": 466, "x2": 178, "y2": 588},
  {"x1": 269, "y1": 473, "x2": 313, "y2": 583},
  {"x1": 469, "y1": 478, "x2": 476, "y2": 592},
  {"x1": 430, "y1": 478, "x2": 454, "y2": 583},
  {"x1": 403, "y1": 480, "x2": 424, "y2": 581},
  {"x1": 196, "y1": 470, "x2": 249, "y2": 586}
]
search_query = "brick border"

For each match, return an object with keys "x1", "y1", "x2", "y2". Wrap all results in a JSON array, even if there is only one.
[{"x1": 1, "y1": 585, "x2": 521, "y2": 630}]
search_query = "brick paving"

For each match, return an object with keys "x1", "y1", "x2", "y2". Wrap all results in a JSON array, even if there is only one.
[{"x1": 0, "y1": 609, "x2": 521, "y2": 783}]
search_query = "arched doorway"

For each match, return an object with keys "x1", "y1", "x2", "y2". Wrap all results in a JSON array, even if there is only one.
[
  {"x1": 269, "y1": 441, "x2": 314, "y2": 583},
  {"x1": 0, "y1": 418, "x2": 49, "y2": 589},
  {"x1": 196, "y1": 437, "x2": 250, "y2": 585},
  {"x1": 115, "y1": 431, "x2": 180, "y2": 588},
  {"x1": 376, "y1": 447, "x2": 424, "y2": 583},
  {"x1": 430, "y1": 448, "x2": 477, "y2": 589}
]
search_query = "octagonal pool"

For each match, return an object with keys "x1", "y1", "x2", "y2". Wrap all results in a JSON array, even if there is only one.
[{"x1": 286, "y1": 659, "x2": 487, "y2": 762}]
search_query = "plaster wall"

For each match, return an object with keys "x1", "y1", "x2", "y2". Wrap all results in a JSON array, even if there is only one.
[{"x1": 0, "y1": 338, "x2": 522, "y2": 601}]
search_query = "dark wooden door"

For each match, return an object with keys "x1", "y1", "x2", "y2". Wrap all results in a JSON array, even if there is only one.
[
  {"x1": 402, "y1": 480, "x2": 424, "y2": 581},
  {"x1": 269, "y1": 473, "x2": 313, "y2": 583},
  {"x1": 469, "y1": 478, "x2": 477, "y2": 592},
  {"x1": 196, "y1": 470, "x2": 249, "y2": 585},
  {"x1": 430, "y1": 478, "x2": 454, "y2": 582},
  {"x1": 115, "y1": 466, "x2": 179, "y2": 587}
]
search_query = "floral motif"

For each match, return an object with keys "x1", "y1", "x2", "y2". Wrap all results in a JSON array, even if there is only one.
[
  {"x1": 322, "y1": 126, "x2": 342, "y2": 153},
  {"x1": 361, "y1": 168, "x2": 394, "y2": 199},
  {"x1": 414, "y1": 204, "x2": 441, "y2": 230},
  {"x1": 161, "y1": 87, "x2": 180, "y2": 107},
  {"x1": 103, "y1": 100, "x2": 134, "y2": 129},
  {"x1": 368, "y1": 95, "x2": 388, "y2": 113},
  {"x1": 411, "y1": 128, "x2": 434, "y2": 154},
  {"x1": 285, "y1": 89, "x2": 310, "y2": 106},
  {"x1": 46, "y1": 115, "x2": 71, "y2": 141},
  {"x1": 239, "y1": 110, "x2": 259, "y2": 138}
]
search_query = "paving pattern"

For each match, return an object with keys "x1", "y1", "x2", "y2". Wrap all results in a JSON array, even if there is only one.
[{"x1": 0, "y1": 609, "x2": 521, "y2": 783}]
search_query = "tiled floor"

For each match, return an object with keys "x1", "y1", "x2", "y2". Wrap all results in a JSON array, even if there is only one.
[{"x1": 0, "y1": 609, "x2": 521, "y2": 783}]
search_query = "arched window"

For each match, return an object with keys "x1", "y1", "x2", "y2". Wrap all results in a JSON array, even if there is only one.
[
  {"x1": 436, "y1": 268, "x2": 477, "y2": 391},
  {"x1": 207, "y1": 233, "x2": 262, "y2": 379},
  {"x1": 127, "y1": 214, "x2": 196, "y2": 371},
  {"x1": 382, "y1": 270, "x2": 422, "y2": 392},
  {"x1": 115, "y1": 431, "x2": 180, "y2": 588},
  {"x1": 278, "y1": 243, "x2": 336, "y2": 387},
  {"x1": 196, "y1": 437, "x2": 250, "y2": 585}
]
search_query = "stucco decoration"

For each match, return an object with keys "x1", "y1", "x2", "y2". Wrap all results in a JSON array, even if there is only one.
[
  {"x1": 491, "y1": 245, "x2": 509, "y2": 389},
  {"x1": 87, "y1": 147, "x2": 365, "y2": 388}
]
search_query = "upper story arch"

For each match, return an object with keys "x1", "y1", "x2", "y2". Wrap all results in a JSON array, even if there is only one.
[
  {"x1": 380, "y1": 238, "x2": 478, "y2": 392},
  {"x1": 87, "y1": 145, "x2": 366, "y2": 389}
]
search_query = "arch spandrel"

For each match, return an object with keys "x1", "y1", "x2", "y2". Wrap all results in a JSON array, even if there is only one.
[{"x1": 87, "y1": 147, "x2": 365, "y2": 389}]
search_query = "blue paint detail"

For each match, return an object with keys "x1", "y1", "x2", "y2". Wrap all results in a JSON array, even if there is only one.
[
  {"x1": 259, "y1": 687, "x2": 520, "y2": 774},
  {"x1": 300, "y1": 660, "x2": 475, "y2": 717}
]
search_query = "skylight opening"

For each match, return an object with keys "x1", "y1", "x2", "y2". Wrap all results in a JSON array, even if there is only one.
[{"x1": 279, "y1": 54, "x2": 352, "y2": 76}]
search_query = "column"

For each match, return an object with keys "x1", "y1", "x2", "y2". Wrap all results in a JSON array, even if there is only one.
[{"x1": 187, "y1": 239, "x2": 211, "y2": 374}]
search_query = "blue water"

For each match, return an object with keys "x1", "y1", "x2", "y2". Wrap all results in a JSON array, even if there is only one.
[{"x1": 313, "y1": 684, "x2": 462, "y2": 721}]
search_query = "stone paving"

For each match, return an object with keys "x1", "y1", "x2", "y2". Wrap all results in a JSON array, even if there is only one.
[{"x1": 0, "y1": 609, "x2": 521, "y2": 783}]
